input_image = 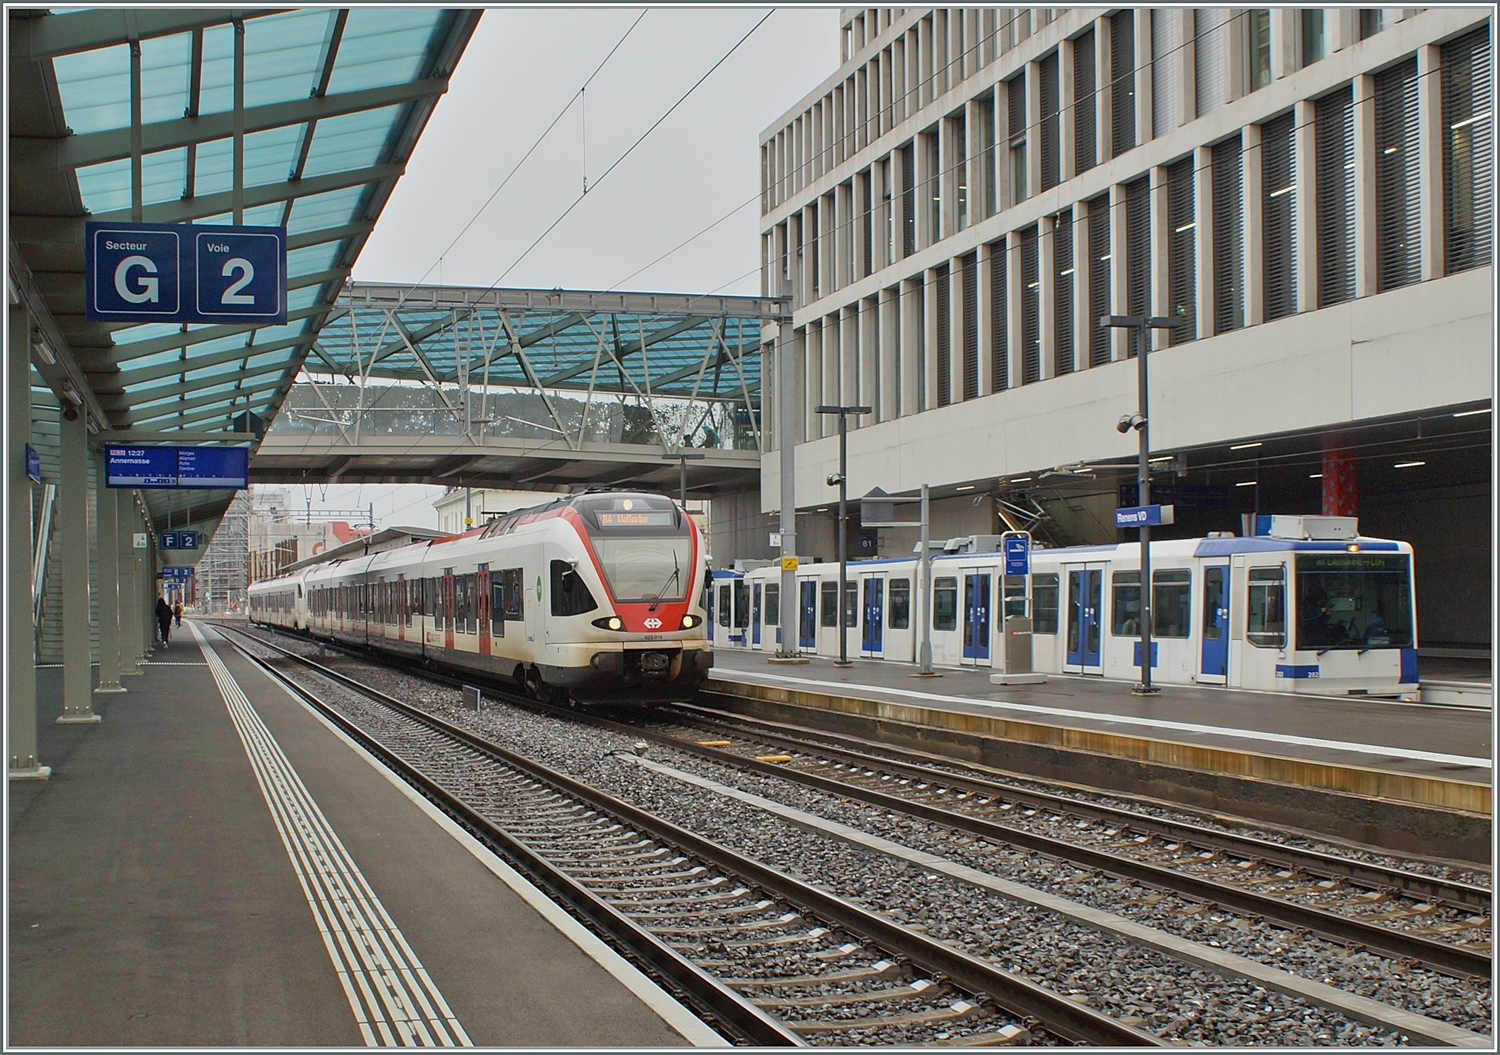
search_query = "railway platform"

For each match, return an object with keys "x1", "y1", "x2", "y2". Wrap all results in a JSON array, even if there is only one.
[
  {"x1": 8, "y1": 620, "x2": 722, "y2": 1048},
  {"x1": 704, "y1": 650, "x2": 1491, "y2": 862}
]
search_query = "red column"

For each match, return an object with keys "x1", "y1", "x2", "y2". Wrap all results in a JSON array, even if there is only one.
[{"x1": 1321, "y1": 434, "x2": 1357, "y2": 516}]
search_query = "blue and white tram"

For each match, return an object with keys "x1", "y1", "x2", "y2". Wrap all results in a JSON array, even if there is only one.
[
  {"x1": 251, "y1": 491, "x2": 713, "y2": 704},
  {"x1": 724, "y1": 518, "x2": 1420, "y2": 698}
]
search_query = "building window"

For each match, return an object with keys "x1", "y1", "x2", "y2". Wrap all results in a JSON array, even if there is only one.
[
  {"x1": 1358, "y1": 9, "x2": 1384, "y2": 42},
  {"x1": 1315, "y1": 86, "x2": 1356, "y2": 308},
  {"x1": 862, "y1": 170, "x2": 874, "y2": 278},
  {"x1": 1007, "y1": 73, "x2": 1027, "y2": 203},
  {"x1": 1443, "y1": 26, "x2": 1493, "y2": 275},
  {"x1": 901, "y1": 143, "x2": 917, "y2": 257},
  {"x1": 1195, "y1": 9, "x2": 1232, "y2": 117},
  {"x1": 1212, "y1": 134, "x2": 1245, "y2": 333},
  {"x1": 1152, "y1": 9, "x2": 1182, "y2": 136},
  {"x1": 1074, "y1": 29, "x2": 1097, "y2": 174},
  {"x1": 935, "y1": 263, "x2": 952, "y2": 406},
  {"x1": 882, "y1": 159, "x2": 895, "y2": 267},
  {"x1": 978, "y1": 91, "x2": 997, "y2": 218},
  {"x1": 1262, "y1": 111, "x2": 1297, "y2": 321},
  {"x1": 924, "y1": 128, "x2": 941, "y2": 243},
  {"x1": 1110, "y1": 10, "x2": 1136, "y2": 157},
  {"x1": 1375, "y1": 58, "x2": 1421, "y2": 293},
  {"x1": 961, "y1": 252, "x2": 979, "y2": 399},
  {"x1": 1247, "y1": 10, "x2": 1272, "y2": 93},
  {"x1": 1301, "y1": 9, "x2": 1326, "y2": 67},
  {"x1": 1019, "y1": 227, "x2": 1040, "y2": 384},
  {"x1": 1054, "y1": 210, "x2": 1075, "y2": 375},
  {"x1": 1040, "y1": 50, "x2": 1061, "y2": 190},
  {"x1": 1087, "y1": 194, "x2": 1112, "y2": 366},
  {"x1": 1166, "y1": 157, "x2": 1196, "y2": 345},
  {"x1": 808, "y1": 201, "x2": 820, "y2": 300},
  {"x1": 1124, "y1": 176, "x2": 1151, "y2": 348},
  {"x1": 914, "y1": 275, "x2": 926, "y2": 409},
  {"x1": 989, "y1": 238, "x2": 1009, "y2": 390}
]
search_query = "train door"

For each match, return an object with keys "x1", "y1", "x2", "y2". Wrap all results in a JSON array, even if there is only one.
[
  {"x1": 1064, "y1": 564, "x2": 1105, "y2": 674},
  {"x1": 1198, "y1": 563, "x2": 1229, "y2": 683},
  {"x1": 443, "y1": 570, "x2": 456, "y2": 651},
  {"x1": 960, "y1": 569, "x2": 992, "y2": 666},
  {"x1": 477, "y1": 566, "x2": 492, "y2": 657},
  {"x1": 799, "y1": 579, "x2": 818, "y2": 649},
  {"x1": 860, "y1": 574, "x2": 885, "y2": 658},
  {"x1": 751, "y1": 583, "x2": 763, "y2": 648}
]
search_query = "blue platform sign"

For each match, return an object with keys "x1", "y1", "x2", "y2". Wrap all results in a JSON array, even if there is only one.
[
  {"x1": 1115, "y1": 503, "x2": 1175, "y2": 528},
  {"x1": 25, "y1": 444, "x2": 40, "y2": 483},
  {"x1": 1003, "y1": 535, "x2": 1030, "y2": 576},
  {"x1": 160, "y1": 531, "x2": 199, "y2": 550},
  {"x1": 106, "y1": 445, "x2": 249, "y2": 490},
  {"x1": 86, "y1": 222, "x2": 286, "y2": 325},
  {"x1": 160, "y1": 566, "x2": 195, "y2": 580}
]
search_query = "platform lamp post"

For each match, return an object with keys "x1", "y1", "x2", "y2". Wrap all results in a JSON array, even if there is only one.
[
  {"x1": 815, "y1": 404, "x2": 871, "y2": 667},
  {"x1": 662, "y1": 450, "x2": 706, "y2": 506},
  {"x1": 1100, "y1": 314, "x2": 1177, "y2": 696}
]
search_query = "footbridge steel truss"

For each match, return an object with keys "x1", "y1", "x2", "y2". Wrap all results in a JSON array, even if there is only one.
[{"x1": 252, "y1": 282, "x2": 789, "y2": 496}]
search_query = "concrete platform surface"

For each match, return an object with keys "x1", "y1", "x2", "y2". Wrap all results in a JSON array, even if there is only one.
[
  {"x1": 9, "y1": 621, "x2": 718, "y2": 1048},
  {"x1": 707, "y1": 651, "x2": 1493, "y2": 788}
]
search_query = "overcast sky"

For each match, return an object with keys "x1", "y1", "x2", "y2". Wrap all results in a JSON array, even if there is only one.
[{"x1": 283, "y1": 6, "x2": 841, "y2": 528}]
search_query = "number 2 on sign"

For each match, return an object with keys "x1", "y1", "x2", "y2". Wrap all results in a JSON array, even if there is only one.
[{"x1": 221, "y1": 258, "x2": 255, "y2": 304}]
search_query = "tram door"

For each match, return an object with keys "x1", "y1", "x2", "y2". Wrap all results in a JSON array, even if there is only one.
[
  {"x1": 961, "y1": 570, "x2": 992, "y2": 665},
  {"x1": 1064, "y1": 564, "x2": 1105, "y2": 674},
  {"x1": 860, "y1": 576, "x2": 885, "y2": 657},
  {"x1": 799, "y1": 579, "x2": 818, "y2": 649},
  {"x1": 443, "y1": 570, "x2": 456, "y2": 651},
  {"x1": 751, "y1": 584, "x2": 763, "y2": 648},
  {"x1": 476, "y1": 567, "x2": 491, "y2": 657},
  {"x1": 1199, "y1": 564, "x2": 1230, "y2": 683}
]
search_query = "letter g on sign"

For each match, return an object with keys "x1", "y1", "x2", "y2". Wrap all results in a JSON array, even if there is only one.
[{"x1": 114, "y1": 255, "x2": 160, "y2": 304}]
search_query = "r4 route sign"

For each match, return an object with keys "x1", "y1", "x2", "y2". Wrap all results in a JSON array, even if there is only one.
[{"x1": 85, "y1": 221, "x2": 286, "y2": 325}]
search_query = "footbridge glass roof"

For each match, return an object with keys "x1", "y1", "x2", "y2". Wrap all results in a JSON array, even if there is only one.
[{"x1": 9, "y1": 6, "x2": 482, "y2": 532}]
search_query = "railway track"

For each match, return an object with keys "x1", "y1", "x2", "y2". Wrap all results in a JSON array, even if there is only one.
[
  {"x1": 222, "y1": 623, "x2": 1492, "y2": 1046},
  {"x1": 223, "y1": 625, "x2": 1158, "y2": 1046}
]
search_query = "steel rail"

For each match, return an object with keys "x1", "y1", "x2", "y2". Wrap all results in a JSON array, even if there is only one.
[
  {"x1": 681, "y1": 696, "x2": 1492, "y2": 911},
  {"x1": 226, "y1": 626, "x2": 1165, "y2": 1047}
]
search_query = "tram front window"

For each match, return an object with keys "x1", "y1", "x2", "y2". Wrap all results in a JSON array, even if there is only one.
[{"x1": 1295, "y1": 554, "x2": 1413, "y2": 650}]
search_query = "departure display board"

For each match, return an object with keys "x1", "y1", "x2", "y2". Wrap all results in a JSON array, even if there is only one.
[{"x1": 106, "y1": 445, "x2": 249, "y2": 489}]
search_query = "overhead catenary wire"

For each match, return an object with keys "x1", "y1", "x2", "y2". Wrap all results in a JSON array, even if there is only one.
[
  {"x1": 607, "y1": 192, "x2": 760, "y2": 292},
  {"x1": 489, "y1": 8, "x2": 776, "y2": 290}
]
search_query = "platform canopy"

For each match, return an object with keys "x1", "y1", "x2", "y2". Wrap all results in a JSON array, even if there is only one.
[{"x1": 9, "y1": 7, "x2": 483, "y2": 530}]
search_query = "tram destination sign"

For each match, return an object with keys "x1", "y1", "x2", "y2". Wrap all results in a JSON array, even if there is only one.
[
  {"x1": 105, "y1": 445, "x2": 249, "y2": 490},
  {"x1": 85, "y1": 221, "x2": 286, "y2": 324}
]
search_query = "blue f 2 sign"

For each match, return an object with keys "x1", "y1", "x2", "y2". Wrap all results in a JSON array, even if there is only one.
[{"x1": 86, "y1": 222, "x2": 286, "y2": 325}]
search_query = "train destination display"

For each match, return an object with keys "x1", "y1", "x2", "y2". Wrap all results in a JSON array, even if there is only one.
[{"x1": 105, "y1": 446, "x2": 249, "y2": 490}]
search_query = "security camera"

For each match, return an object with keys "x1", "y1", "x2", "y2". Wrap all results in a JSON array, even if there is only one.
[
  {"x1": 826, "y1": 473, "x2": 845, "y2": 486},
  {"x1": 1117, "y1": 413, "x2": 1146, "y2": 434},
  {"x1": 62, "y1": 406, "x2": 79, "y2": 422}
]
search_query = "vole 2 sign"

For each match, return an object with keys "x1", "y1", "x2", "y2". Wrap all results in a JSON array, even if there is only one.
[{"x1": 86, "y1": 222, "x2": 286, "y2": 324}]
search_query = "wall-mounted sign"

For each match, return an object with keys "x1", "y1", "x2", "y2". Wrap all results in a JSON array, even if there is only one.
[
  {"x1": 159, "y1": 566, "x2": 196, "y2": 579},
  {"x1": 133, "y1": 533, "x2": 148, "y2": 549},
  {"x1": 1114, "y1": 504, "x2": 1175, "y2": 529},
  {"x1": 25, "y1": 444, "x2": 40, "y2": 483},
  {"x1": 85, "y1": 221, "x2": 286, "y2": 325},
  {"x1": 160, "y1": 531, "x2": 200, "y2": 550},
  {"x1": 105, "y1": 445, "x2": 248, "y2": 490}
]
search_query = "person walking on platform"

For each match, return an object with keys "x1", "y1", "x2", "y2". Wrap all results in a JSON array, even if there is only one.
[
  {"x1": 173, "y1": 601, "x2": 183, "y2": 627},
  {"x1": 156, "y1": 597, "x2": 174, "y2": 647}
]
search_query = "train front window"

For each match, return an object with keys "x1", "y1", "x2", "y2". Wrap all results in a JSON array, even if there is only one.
[
  {"x1": 578, "y1": 496, "x2": 691, "y2": 604},
  {"x1": 1295, "y1": 553, "x2": 1413, "y2": 650}
]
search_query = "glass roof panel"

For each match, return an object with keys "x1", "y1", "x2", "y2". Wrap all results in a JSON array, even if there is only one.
[
  {"x1": 50, "y1": 43, "x2": 131, "y2": 134},
  {"x1": 286, "y1": 186, "x2": 365, "y2": 234},
  {"x1": 325, "y1": 8, "x2": 444, "y2": 94},
  {"x1": 300, "y1": 104, "x2": 403, "y2": 179},
  {"x1": 74, "y1": 148, "x2": 189, "y2": 213},
  {"x1": 288, "y1": 242, "x2": 341, "y2": 277}
]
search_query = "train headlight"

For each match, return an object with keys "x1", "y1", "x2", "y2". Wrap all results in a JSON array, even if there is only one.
[
  {"x1": 679, "y1": 614, "x2": 699, "y2": 629},
  {"x1": 591, "y1": 616, "x2": 625, "y2": 631}
]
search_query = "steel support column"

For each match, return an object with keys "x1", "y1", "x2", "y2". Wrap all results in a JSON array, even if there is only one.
[
  {"x1": 94, "y1": 453, "x2": 126, "y2": 693},
  {"x1": 57, "y1": 404, "x2": 100, "y2": 723},
  {"x1": 118, "y1": 500, "x2": 143, "y2": 675},
  {"x1": 774, "y1": 312, "x2": 802, "y2": 661},
  {"x1": 9, "y1": 305, "x2": 48, "y2": 778}
]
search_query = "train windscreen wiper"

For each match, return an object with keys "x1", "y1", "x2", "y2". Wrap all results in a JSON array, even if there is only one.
[{"x1": 648, "y1": 550, "x2": 681, "y2": 611}]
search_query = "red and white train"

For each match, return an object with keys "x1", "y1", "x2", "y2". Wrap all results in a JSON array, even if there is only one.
[{"x1": 248, "y1": 491, "x2": 712, "y2": 704}]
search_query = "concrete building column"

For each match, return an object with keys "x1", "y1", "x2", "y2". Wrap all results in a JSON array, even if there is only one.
[
  {"x1": 1095, "y1": 15, "x2": 1114, "y2": 164},
  {"x1": 1352, "y1": 73, "x2": 1377, "y2": 298},
  {"x1": 1416, "y1": 44, "x2": 1444, "y2": 281},
  {"x1": 1135, "y1": 13, "x2": 1153, "y2": 145},
  {"x1": 1109, "y1": 183, "x2": 1129, "y2": 359},
  {"x1": 1194, "y1": 144, "x2": 1215, "y2": 339},
  {"x1": 93, "y1": 453, "x2": 125, "y2": 693},
  {"x1": 878, "y1": 286, "x2": 898, "y2": 421},
  {"x1": 1059, "y1": 36, "x2": 1077, "y2": 183},
  {"x1": 1025, "y1": 59, "x2": 1042, "y2": 203},
  {"x1": 1149, "y1": 166, "x2": 1170, "y2": 350},
  {"x1": 8, "y1": 304, "x2": 48, "y2": 779},
  {"x1": 1293, "y1": 99, "x2": 1318, "y2": 313},
  {"x1": 899, "y1": 278, "x2": 921, "y2": 417},
  {"x1": 1242, "y1": 123, "x2": 1265, "y2": 326},
  {"x1": 56, "y1": 405, "x2": 99, "y2": 724}
]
